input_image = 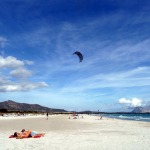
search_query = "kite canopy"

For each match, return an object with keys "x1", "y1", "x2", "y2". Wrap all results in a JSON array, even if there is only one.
[{"x1": 73, "y1": 51, "x2": 83, "y2": 62}]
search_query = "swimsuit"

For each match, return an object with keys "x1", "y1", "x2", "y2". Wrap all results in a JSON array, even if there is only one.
[{"x1": 30, "y1": 131, "x2": 37, "y2": 136}]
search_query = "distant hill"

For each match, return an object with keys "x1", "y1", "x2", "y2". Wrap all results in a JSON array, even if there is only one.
[
  {"x1": 131, "y1": 106, "x2": 150, "y2": 113},
  {"x1": 0, "y1": 100, "x2": 67, "y2": 113}
]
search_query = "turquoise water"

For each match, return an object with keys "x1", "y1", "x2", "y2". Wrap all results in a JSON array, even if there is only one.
[{"x1": 101, "y1": 113, "x2": 150, "y2": 122}]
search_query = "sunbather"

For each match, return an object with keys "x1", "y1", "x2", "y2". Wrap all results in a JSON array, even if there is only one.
[
  {"x1": 13, "y1": 129, "x2": 45, "y2": 139},
  {"x1": 13, "y1": 131, "x2": 30, "y2": 139},
  {"x1": 21, "y1": 129, "x2": 45, "y2": 137}
]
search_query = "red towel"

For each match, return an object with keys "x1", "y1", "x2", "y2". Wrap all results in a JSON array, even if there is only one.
[
  {"x1": 9, "y1": 135, "x2": 14, "y2": 138},
  {"x1": 33, "y1": 135, "x2": 42, "y2": 138}
]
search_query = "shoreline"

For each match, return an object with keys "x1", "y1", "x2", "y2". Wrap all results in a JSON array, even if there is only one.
[
  {"x1": 1, "y1": 113, "x2": 150, "y2": 122},
  {"x1": 93, "y1": 113, "x2": 150, "y2": 122},
  {"x1": 0, "y1": 114, "x2": 150, "y2": 126}
]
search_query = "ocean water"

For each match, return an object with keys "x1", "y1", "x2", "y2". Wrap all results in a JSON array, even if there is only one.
[{"x1": 101, "y1": 113, "x2": 150, "y2": 122}]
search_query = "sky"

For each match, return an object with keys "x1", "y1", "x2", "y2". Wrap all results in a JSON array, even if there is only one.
[{"x1": 0, "y1": 0, "x2": 150, "y2": 112}]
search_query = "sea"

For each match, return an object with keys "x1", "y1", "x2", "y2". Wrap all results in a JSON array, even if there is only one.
[{"x1": 100, "y1": 113, "x2": 150, "y2": 122}]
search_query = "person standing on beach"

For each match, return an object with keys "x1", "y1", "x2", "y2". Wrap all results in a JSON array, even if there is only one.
[{"x1": 46, "y1": 112, "x2": 49, "y2": 120}]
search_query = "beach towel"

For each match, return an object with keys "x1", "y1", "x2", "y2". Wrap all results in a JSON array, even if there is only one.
[{"x1": 9, "y1": 135, "x2": 42, "y2": 138}]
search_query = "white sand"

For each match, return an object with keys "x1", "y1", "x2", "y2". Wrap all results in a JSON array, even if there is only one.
[{"x1": 0, "y1": 114, "x2": 150, "y2": 150}]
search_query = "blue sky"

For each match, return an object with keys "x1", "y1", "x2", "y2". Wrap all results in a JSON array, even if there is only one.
[{"x1": 0, "y1": 0, "x2": 150, "y2": 112}]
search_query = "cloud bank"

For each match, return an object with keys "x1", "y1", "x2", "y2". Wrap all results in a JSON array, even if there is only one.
[
  {"x1": 0, "y1": 55, "x2": 48, "y2": 92},
  {"x1": 118, "y1": 98, "x2": 142, "y2": 108}
]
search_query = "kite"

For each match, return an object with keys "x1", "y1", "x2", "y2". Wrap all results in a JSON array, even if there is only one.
[{"x1": 73, "y1": 51, "x2": 83, "y2": 62}]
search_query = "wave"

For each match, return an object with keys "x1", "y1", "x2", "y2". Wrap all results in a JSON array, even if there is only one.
[{"x1": 102, "y1": 114, "x2": 150, "y2": 122}]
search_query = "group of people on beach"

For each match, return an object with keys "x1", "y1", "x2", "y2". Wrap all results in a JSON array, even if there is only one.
[{"x1": 13, "y1": 129, "x2": 45, "y2": 139}]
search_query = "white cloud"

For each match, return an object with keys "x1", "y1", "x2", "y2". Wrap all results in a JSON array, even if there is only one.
[
  {"x1": 60, "y1": 67, "x2": 150, "y2": 93},
  {"x1": 0, "y1": 80, "x2": 48, "y2": 92},
  {"x1": 0, "y1": 56, "x2": 24, "y2": 68},
  {"x1": 10, "y1": 67, "x2": 32, "y2": 79},
  {"x1": 0, "y1": 55, "x2": 48, "y2": 92},
  {"x1": 24, "y1": 60, "x2": 34, "y2": 65},
  {"x1": 0, "y1": 55, "x2": 34, "y2": 69},
  {"x1": 118, "y1": 98, "x2": 131, "y2": 104},
  {"x1": 118, "y1": 98, "x2": 142, "y2": 107}
]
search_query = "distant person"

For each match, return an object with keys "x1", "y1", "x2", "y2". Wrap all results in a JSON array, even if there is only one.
[{"x1": 46, "y1": 112, "x2": 49, "y2": 120}]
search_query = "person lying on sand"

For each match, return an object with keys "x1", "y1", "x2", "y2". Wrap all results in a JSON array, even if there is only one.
[
  {"x1": 21, "y1": 129, "x2": 45, "y2": 137},
  {"x1": 13, "y1": 129, "x2": 45, "y2": 139}
]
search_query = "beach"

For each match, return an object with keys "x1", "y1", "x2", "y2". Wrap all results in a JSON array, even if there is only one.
[{"x1": 0, "y1": 114, "x2": 150, "y2": 150}]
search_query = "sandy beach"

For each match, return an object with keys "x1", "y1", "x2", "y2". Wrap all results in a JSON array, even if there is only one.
[{"x1": 0, "y1": 114, "x2": 150, "y2": 150}]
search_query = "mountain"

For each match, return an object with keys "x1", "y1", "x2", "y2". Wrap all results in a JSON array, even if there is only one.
[
  {"x1": 131, "y1": 106, "x2": 150, "y2": 113},
  {"x1": 0, "y1": 100, "x2": 67, "y2": 113}
]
